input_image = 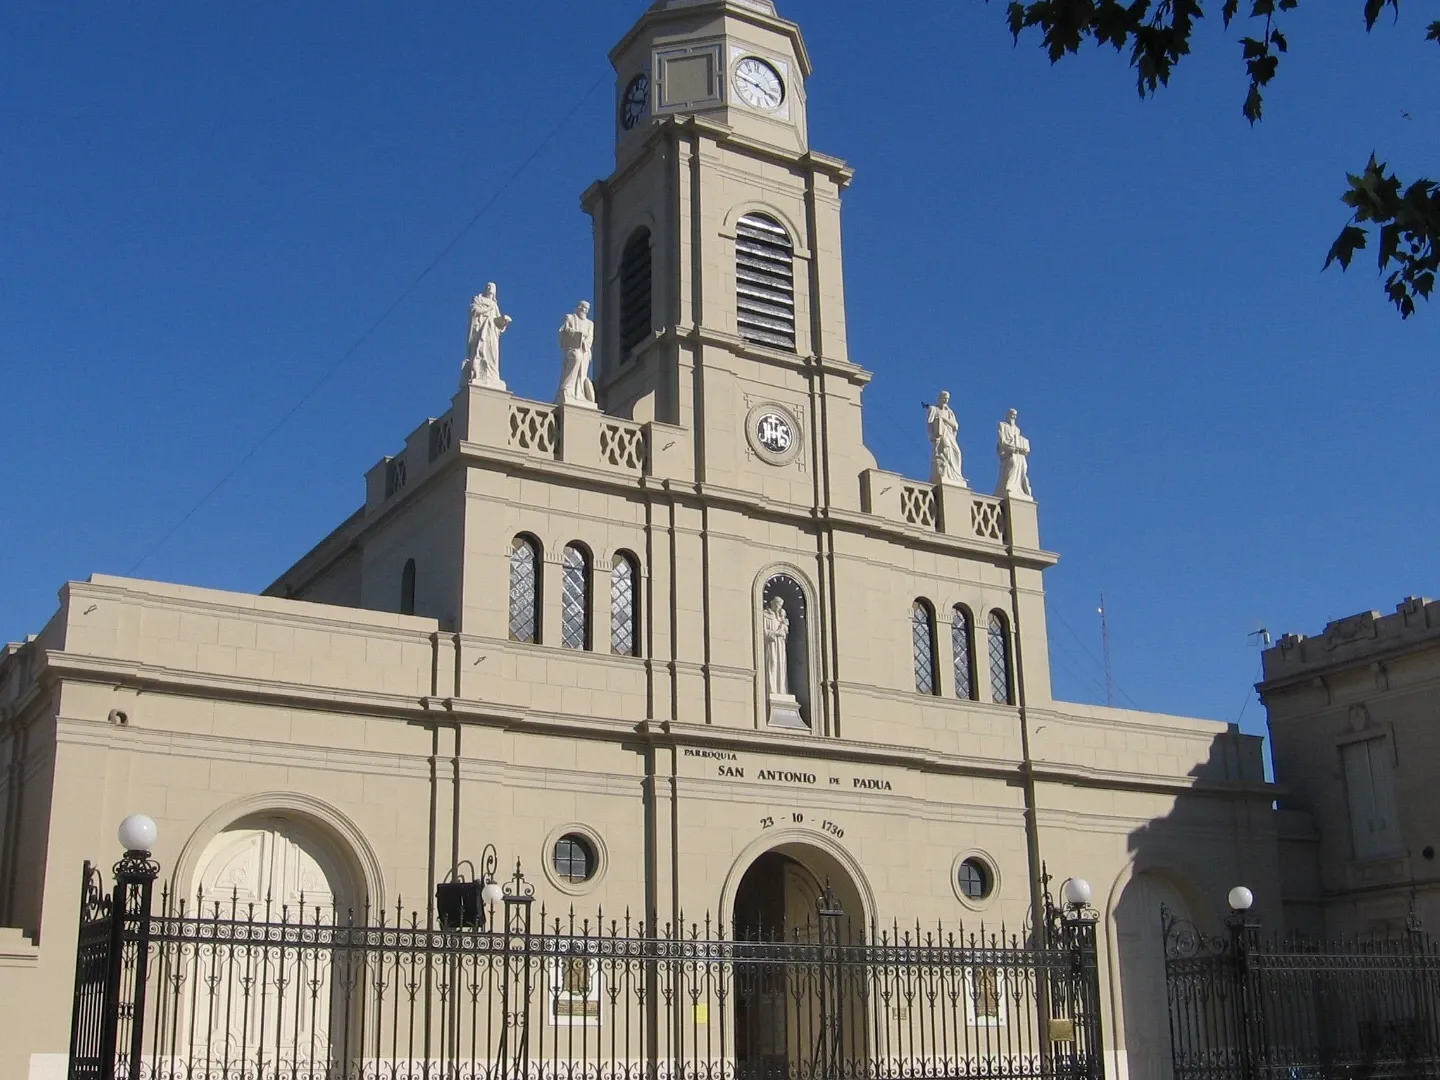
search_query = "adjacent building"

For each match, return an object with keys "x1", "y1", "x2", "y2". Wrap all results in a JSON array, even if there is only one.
[{"x1": 1263, "y1": 597, "x2": 1440, "y2": 939}]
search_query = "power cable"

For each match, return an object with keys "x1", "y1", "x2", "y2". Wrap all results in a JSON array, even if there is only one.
[
  {"x1": 1045, "y1": 597, "x2": 1144, "y2": 710},
  {"x1": 1234, "y1": 656, "x2": 1265, "y2": 728},
  {"x1": 126, "y1": 70, "x2": 611, "y2": 576}
]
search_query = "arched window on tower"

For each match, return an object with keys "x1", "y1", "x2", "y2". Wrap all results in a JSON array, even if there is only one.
[
  {"x1": 619, "y1": 229, "x2": 652, "y2": 359},
  {"x1": 509, "y1": 536, "x2": 541, "y2": 644},
  {"x1": 400, "y1": 559, "x2": 417, "y2": 617},
  {"x1": 989, "y1": 611, "x2": 1014, "y2": 705},
  {"x1": 610, "y1": 552, "x2": 640, "y2": 656},
  {"x1": 561, "y1": 543, "x2": 592, "y2": 650},
  {"x1": 913, "y1": 600, "x2": 939, "y2": 696},
  {"x1": 952, "y1": 605, "x2": 976, "y2": 701},
  {"x1": 736, "y1": 212, "x2": 796, "y2": 352}
]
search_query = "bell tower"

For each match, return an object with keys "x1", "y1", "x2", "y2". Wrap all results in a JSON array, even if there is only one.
[{"x1": 583, "y1": 0, "x2": 874, "y2": 509}]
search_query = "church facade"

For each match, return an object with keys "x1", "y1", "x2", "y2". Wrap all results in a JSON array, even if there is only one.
[{"x1": 0, "y1": 3, "x2": 1281, "y2": 1078}]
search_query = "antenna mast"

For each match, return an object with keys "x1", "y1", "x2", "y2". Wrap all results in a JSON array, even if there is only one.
[{"x1": 1099, "y1": 594, "x2": 1116, "y2": 708}]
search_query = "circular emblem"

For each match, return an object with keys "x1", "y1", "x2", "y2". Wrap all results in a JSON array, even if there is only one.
[
  {"x1": 755, "y1": 411, "x2": 793, "y2": 455},
  {"x1": 746, "y1": 403, "x2": 803, "y2": 466}
]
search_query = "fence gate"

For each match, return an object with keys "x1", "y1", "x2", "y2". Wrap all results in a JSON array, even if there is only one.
[
  {"x1": 1163, "y1": 906, "x2": 1440, "y2": 1079},
  {"x1": 69, "y1": 855, "x2": 1106, "y2": 1080},
  {"x1": 68, "y1": 856, "x2": 158, "y2": 1080}
]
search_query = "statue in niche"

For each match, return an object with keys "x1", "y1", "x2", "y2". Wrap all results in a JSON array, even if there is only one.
[
  {"x1": 763, "y1": 596, "x2": 791, "y2": 697},
  {"x1": 926, "y1": 391, "x2": 968, "y2": 487},
  {"x1": 461, "y1": 283, "x2": 512, "y2": 391},
  {"x1": 556, "y1": 301, "x2": 597, "y2": 409},
  {"x1": 762, "y1": 577, "x2": 809, "y2": 730},
  {"x1": 995, "y1": 409, "x2": 1034, "y2": 501}
]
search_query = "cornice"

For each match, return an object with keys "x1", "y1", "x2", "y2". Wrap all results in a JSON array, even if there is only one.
[
  {"x1": 25, "y1": 649, "x2": 1275, "y2": 801},
  {"x1": 67, "y1": 578, "x2": 440, "y2": 641},
  {"x1": 1258, "y1": 634, "x2": 1440, "y2": 697},
  {"x1": 824, "y1": 507, "x2": 1059, "y2": 569},
  {"x1": 610, "y1": 3, "x2": 813, "y2": 80}
]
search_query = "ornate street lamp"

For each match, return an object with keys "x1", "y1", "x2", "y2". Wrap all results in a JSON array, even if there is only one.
[
  {"x1": 1225, "y1": 885, "x2": 1263, "y2": 1080},
  {"x1": 436, "y1": 843, "x2": 502, "y2": 931}
]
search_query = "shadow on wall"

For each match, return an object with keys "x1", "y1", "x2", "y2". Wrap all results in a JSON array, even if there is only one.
[{"x1": 1108, "y1": 727, "x2": 1275, "y2": 1080}]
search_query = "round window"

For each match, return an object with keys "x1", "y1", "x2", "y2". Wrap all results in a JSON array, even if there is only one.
[
  {"x1": 958, "y1": 858, "x2": 992, "y2": 901},
  {"x1": 553, "y1": 835, "x2": 597, "y2": 884}
]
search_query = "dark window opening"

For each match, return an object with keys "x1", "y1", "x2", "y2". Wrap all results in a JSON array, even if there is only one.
[
  {"x1": 619, "y1": 230, "x2": 653, "y2": 358},
  {"x1": 400, "y1": 559, "x2": 416, "y2": 616}
]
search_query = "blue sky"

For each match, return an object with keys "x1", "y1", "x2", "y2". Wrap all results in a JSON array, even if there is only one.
[{"x1": 2, "y1": 1, "x2": 1435, "y2": 742}]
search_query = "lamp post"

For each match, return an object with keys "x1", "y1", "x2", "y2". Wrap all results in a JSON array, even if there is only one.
[
  {"x1": 1225, "y1": 886, "x2": 1261, "y2": 1080},
  {"x1": 1059, "y1": 878, "x2": 1104, "y2": 1080},
  {"x1": 107, "y1": 815, "x2": 161, "y2": 1080}
]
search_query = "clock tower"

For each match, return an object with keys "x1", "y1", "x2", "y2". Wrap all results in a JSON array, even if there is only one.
[{"x1": 583, "y1": 0, "x2": 875, "y2": 510}]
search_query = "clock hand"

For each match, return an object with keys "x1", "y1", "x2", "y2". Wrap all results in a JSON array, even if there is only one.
[{"x1": 739, "y1": 73, "x2": 774, "y2": 100}]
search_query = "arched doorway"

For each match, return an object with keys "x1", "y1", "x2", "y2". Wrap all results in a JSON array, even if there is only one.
[
  {"x1": 185, "y1": 814, "x2": 363, "y2": 1073},
  {"x1": 730, "y1": 843, "x2": 868, "y2": 1080},
  {"x1": 1113, "y1": 869, "x2": 1196, "y2": 1080}
]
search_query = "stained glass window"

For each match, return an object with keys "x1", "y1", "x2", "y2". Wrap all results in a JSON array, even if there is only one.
[
  {"x1": 562, "y1": 544, "x2": 591, "y2": 651},
  {"x1": 953, "y1": 606, "x2": 975, "y2": 700},
  {"x1": 509, "y1": 538, "x2": 540, "y2": 644},
  {"x1": 611, "y1": 554, "x2": 638, "y2": 656},
  {"x1": 989, "y1": 611, "x2": 1013, "y2": 705},
  {"x1": 913, "y1": 601, "x2": 938, "y2": 695}
]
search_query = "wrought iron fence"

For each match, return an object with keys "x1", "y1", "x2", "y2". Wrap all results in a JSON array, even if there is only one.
[
  {"x1": 68, "y1": 854, "x2": 1104, "y2": 1080},
  {"x1": 1164, "y1": 906, "x2": 1440, "y2": 1079}
]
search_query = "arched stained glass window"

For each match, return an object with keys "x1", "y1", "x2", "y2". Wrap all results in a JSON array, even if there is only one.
[
  {"x1": 611, "y1": 553, "x2": 640, "y2": 656},
  {"x1": 913, "y1": 600, "x2": 938, "y2": 696},
  {"x1": 509, "y1": 537, "x2": 541, "y2": 644},
  {"x1": 988, "y1": 611, "x2": 1013, "y2": 705},
  {"x1": 953, "y1": 606, "x2": 976, "y2": 700},
  {"x1": 561, "y1": 544, "x2": 592, "y2": 651},
  {"x1": 400, "y1": 559, "x2": 416, "y2": 617},
  {"x1": 736, "y1": 212, "x2": 796, "y2": 352},
  {"x1": 619, "y1": 229, "x2": 652, "y2": 358}
]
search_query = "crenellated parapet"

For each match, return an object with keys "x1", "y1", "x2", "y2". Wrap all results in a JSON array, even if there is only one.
[{"x1": 1262, "y1": 596, "x2": 1440, "y2": 684}]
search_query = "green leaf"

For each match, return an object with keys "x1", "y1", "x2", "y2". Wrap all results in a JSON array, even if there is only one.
[
  {"x1": 1427, "y1": 20, "x2": 1440, "y2": 43},
  {"x1": 1243, "y1": 83, "x2": 1264, "y2": 123},
  {"x1": 1325, "y1": 226, "x2": 1368, "y2": 270},
  {"x1": 1363, "y1": 0, "x2": 1400, "y2": 31}
]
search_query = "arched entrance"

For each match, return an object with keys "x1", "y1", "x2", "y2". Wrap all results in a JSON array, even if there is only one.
[
  {"x1": 185, "y1": 813, "x2": 364, "y2": 1073},
  {"x1": 1112, "y1": 868, "x2": 1198, "y2": 1080},
  {"x1": 730, "y1": 842, "x2": 868, "y2": 1080}
]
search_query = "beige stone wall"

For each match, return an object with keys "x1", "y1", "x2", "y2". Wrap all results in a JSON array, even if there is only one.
[
  {"x1": 1263, "y1": 598, "x2": 1440, "y2": 937},
  {"x1": 0, "y1": 567, "x2": 1278, "y2": 1077}
]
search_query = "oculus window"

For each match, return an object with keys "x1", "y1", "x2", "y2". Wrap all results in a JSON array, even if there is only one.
[{"x1": 553, "y1": 835, "x2": 597, "y2": 884}]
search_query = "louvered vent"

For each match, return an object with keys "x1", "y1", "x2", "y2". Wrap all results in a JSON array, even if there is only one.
[
  {"x1": 735, "y1": 213, "x2": 796, "y2": 351},
  {"x1": 619, "y1": 229, "x2": 652, "y2": 357}
]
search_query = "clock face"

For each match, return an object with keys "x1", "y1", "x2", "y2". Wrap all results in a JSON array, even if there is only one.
[
  {"x1": 621, "y1": 73, "x2": 649, "y2": 131},
  {"x1": 732, "y1": 57, "x2": 784, "y2": 111},
  {"x1": 755, "y1": 411, "x2": 794, "y2": 455}
]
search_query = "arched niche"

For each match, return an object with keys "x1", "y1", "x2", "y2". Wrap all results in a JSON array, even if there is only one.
[{"x1": 757, "y1": 570, "x2": 816, "y2": 730}]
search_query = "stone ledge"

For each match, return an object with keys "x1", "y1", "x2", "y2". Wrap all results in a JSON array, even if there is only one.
[{"x1": 0, "y1": 927, "x2": 38, "y2": 967}]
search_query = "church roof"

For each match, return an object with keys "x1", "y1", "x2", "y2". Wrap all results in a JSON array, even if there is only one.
[{"x1": 649, "y1": 0, "x2": 779, "y2": 14}]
